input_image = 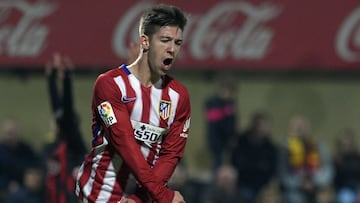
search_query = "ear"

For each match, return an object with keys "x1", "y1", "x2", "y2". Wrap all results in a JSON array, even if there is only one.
[{"x1": 140, "y1": 35, "x2": 149, "y2": 50}]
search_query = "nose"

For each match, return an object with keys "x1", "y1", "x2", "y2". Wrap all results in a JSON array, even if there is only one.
[{"x1": 167, "y1": 42, "x2": 176, "y2": 56}]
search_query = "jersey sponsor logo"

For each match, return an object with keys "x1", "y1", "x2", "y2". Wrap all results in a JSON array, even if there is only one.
[
  {"x1": 131, "y1": 120, "x2": 167, "y2": 144},
  {"x1": 159, "y1": 100, "x2": 172, "y2": 120},
  {"x1": 121, "y1": 96, "x2": 137, "y2": 103},
  {"x1": 97, "y1": 101, "x2": 117, "y2": 127},
  {"x1": 180, "y1": 117, "x2": 191, "y2": 138}
]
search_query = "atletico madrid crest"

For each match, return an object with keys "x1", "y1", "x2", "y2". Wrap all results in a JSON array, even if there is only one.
[{"x1": 159, "y1": 100, "x2": 172, "y2": 120}]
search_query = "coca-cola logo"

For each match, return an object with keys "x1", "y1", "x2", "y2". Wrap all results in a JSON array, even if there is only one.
[
  {"x1": 336, "y1": 5, "x2": 360, "y2": 62},
  {"x1": 0, "y1": 0, "x2": 56, "y2": 57},
  {"x1": 112, "y1": 1, "x2": 281, "y2": 61}
]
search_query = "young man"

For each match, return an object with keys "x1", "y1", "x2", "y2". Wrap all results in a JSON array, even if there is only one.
[{"x1": 75, "y1": 4, "x2": 190, "y2": 203}]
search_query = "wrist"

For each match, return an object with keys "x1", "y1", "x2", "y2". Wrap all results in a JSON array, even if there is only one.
[
  {"x1": 155, "y1": 188, "x2": 174, "y2": 203},
  {"x1": 127, "y1": 194, "x2": 142, "y2": 203}
]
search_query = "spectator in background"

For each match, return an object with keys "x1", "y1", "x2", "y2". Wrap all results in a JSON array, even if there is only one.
[
  {"x1": 0, "y1": 118, "x2": 39, "y2": 202},
  {"x1": 333, "y1": 128, "x2": 360, "y2": 203},
  {"x1": 204, "y1": 76, "x2": 237, "y2": 173},
  {"x1": 230, "y1": 111, "x2": 278, "y2": 203},
  {"x1": 201, "y1": 164, "x2": 243, "y2": 203},
  {"x1": 5, "y1": 165, "x2": 45, "y2": 203},
  {"x1": 278, "y1": 115, "x2": 334, "y2": 203},
  {"x1": 256, "y1": 186, "x2": 283, "y2": 203},
  {"x1": 42, "y1": 53, "x2": 87, "y2": 203}
]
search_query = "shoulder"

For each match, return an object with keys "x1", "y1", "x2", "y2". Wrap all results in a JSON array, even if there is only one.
[
  {"x1": 97, "y1": 66, "x2": 125, "y2": 81},
  {"x1": 163, "y1": 75, "x2": 189, "y2": 96},
  {"x1": 95, "y1": 66, "x2": 127, "y2": 88}
]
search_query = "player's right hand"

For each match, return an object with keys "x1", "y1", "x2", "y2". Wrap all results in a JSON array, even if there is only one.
[{"x1": 172, "y1": 191, "x2": 185, "y2": 203}]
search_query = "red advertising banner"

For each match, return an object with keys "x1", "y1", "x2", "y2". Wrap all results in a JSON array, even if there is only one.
[{"x1": 1, "y1": 0, "x2": 360, "y2": 70}]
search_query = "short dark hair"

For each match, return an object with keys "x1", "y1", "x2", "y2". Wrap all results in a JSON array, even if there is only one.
[{"x1": 140, "y1": 4, "x2": 188, "y2": 37}]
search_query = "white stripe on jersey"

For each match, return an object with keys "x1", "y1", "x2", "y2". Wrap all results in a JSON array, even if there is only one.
[
  {"x1": 153, "y1": 144, "x2": 162, "y2": 165},
  {"x1": 168, "y1": 88, "x2": 179, "y2": 126},
  {"x1": 75, "y1": 164, "x2": 84, "y2": 196},
  {"x1": 141, "y1": 145, "x2": 150, "y2": 159},
  {"x1": 114, "y1": 76, "x2": 127, "y2": 98},
  {"x1": 114, "y1": 75, "x2": 143, "y2": 121},
  {"x1": 150, "y1": 85, "x2": 162, "y2": 126},
  {"x1": 150, "y1": 85, "x2": 163, "y2": 165},
  {"x1": 82, "y1": 152, "x2": 103, "y2": 199},
  {"x1": 129, "y1": 75, "x2": 143, "y2": 121},
  {"x1": 97, "y1": 169, "x2": 114, "y2": 202},
  {"x1": 113, "y1": 75, "x2": 182, "y2": 164},
  {"x1": 97, "y1": 153, "x2": 122, "y2": 202}
]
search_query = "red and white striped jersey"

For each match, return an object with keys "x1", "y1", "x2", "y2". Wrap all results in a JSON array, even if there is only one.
[{"x1": 75, "y1": 65, "x2": 191, "y2": 203}]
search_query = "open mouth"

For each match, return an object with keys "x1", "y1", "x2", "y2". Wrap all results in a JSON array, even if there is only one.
[{"x1": 163, "y1": 58, "x2": 173, "y2": 66}]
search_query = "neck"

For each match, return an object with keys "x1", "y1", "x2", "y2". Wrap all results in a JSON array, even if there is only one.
[{"x1": 127, "y1": 53, "x2": 160, "y2": 87}]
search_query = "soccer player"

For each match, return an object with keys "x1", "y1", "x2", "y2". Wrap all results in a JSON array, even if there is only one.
[{"x1": 75, "y1": 4, "x2": 190, "y2": 203}]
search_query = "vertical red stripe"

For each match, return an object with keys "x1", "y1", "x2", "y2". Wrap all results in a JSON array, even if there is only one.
[
  {"x1": 147, "y1": 143, "x2": 158, "y2": 166},
  {"x1": 141, "y1": 86, "x2": 151, "y2": 123},
  {"x1": 78, "y1": 151, "x2": 94, "y2": 189}
]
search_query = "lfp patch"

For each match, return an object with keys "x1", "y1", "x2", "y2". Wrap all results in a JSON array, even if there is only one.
[
  {"x1": 97, "y1": 101, "x2": 117, "y2": 127},
  {"x1": 159, "y1": 100, "x2": 171, "y2": 120}
]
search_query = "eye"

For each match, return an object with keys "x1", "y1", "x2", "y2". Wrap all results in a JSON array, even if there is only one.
[
  {"x1": 175, "y1": 40, "x2": 183, "y2": 46},
  {"x1": 160, "y1": 37, "x2": 171, "y2": 43}
]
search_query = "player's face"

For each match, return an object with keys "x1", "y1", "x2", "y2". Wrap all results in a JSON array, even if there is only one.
[{"x1": 148, "y1": 26, "x2": 183, "y2": 76}]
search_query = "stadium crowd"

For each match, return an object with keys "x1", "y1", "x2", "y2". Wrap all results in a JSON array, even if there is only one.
[{"x1": 0, "y1": 56, "x2": 360, "y2": 203}]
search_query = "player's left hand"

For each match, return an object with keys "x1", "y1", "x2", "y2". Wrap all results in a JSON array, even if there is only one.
[{"x1": 119, "y1": 197, "x2": 136, "y2": 203}]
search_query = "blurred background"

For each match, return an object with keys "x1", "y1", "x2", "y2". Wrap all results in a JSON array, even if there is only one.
[{"x1": 1, "y1": 0, "x2": 360, "y2": 203}]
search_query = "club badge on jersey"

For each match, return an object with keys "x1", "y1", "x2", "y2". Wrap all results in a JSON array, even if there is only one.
[
  {"x1": 159, "y1": 100, "x2": 171, "y2": 120},
  {"x1": 97, "y1": 101, "x2": 117, "y2": 127}
]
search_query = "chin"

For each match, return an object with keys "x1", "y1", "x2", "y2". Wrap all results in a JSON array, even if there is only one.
[
  {"x1": 160, "y1": 67, "x2": 170, "y2": 75},
  {"x1": 159, "y1": 71, "x2": 167, "y2": 76}
]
